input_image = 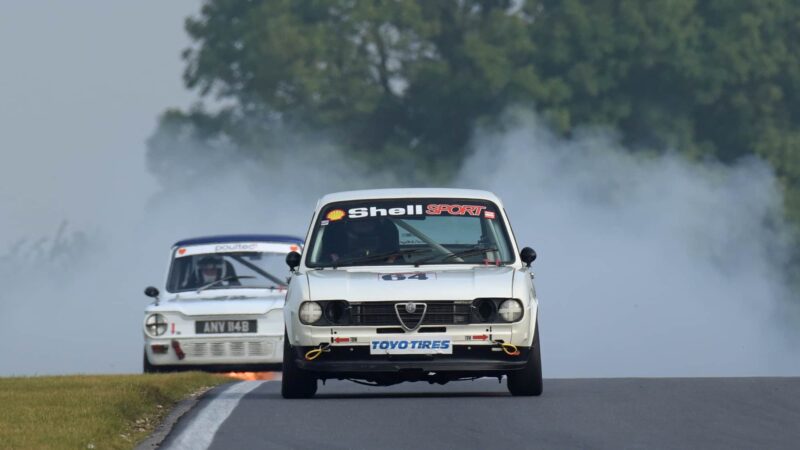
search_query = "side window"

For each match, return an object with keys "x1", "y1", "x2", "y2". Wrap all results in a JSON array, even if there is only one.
[
  {"x1": 486, "y1": 220, "x2": 512, "y2": 259},
  {"x1": 310, "y1": 226, "x2": 327, "y2": 263},
  {"x1": 167, "y1": 257, "x2": 189, "y2": 291}
]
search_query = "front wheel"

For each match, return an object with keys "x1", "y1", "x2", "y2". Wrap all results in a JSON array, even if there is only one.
[
  {"x1": 281, "y1": 331, "x2": 318, "y2": 399},
  {"x1": 507, "y1": 321, "x2": 543, "y2": 396}
]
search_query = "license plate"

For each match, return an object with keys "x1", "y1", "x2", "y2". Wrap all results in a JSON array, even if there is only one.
[
  {"x1": 195, "y1": 320, "x2": 257, "y2": 334},
  {"x1": 370, "y1": 336, "x2": 453, "y2": 355}
]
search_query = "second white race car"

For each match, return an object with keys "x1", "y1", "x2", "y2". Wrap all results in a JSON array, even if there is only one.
[{"x1": 142, "y1": 234, "x2": 303, "y2": 372}]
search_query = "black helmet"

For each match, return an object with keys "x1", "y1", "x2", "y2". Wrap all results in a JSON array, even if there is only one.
[{"x1": 198, "y1": 255, "x2": 223, "y2": 268}]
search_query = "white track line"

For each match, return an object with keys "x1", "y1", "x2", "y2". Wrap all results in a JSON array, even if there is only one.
[{"x1": 163, "y1": 380, "x2": 266, "y2": 450}]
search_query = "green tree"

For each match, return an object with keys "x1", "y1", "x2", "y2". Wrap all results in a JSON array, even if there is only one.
[
  {"x1": 150, "y1": 0, "x2": 544, "y2": 180},
  {"x1": 528, "y1": 0, "x2": 800, "y2": 222},
  {"x1": 150, "y1": 0, "x2": 800, "y2": 224}
]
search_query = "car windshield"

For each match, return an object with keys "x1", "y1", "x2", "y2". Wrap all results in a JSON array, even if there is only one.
[
  {"x1": 306, "y1": 198, "x2": 515, "y2": 268},
  {"x1": 167, "y1": 247, "x2": 290, "y2": 293}
]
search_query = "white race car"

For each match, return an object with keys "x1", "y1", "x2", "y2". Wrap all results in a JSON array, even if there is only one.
[
  {"x1": 282, "y1": 189, "x2": 541, "y2": 397},
  {"x1": 142, "y1": 234, "x2": 303, "y2": 373}
]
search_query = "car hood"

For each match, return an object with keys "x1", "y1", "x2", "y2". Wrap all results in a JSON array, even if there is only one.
[
  {"x1": 306, "y1": 266, "x2": 515, "y2": 301},
  {"x1": 151, "y1": 290, "x2": 286, "y2": 316}
]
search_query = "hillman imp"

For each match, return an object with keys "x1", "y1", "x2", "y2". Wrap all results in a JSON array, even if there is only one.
[
  {"x1": 282, "y1": 189, "x2": 541, "y2": 397},
  {"x1": 142, "y1": 234, "x2": 303, "y2": 372}
]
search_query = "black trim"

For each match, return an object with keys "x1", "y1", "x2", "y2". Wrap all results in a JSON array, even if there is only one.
[{"x1": 376, "y1": 327, "x2": 405, "y2": 334}]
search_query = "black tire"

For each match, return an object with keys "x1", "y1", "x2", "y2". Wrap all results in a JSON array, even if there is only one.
[
  {"x1": 281, "y1": 331, "x2": 318, "y2": 399},
  {"x1": 507, "y1": 321, "x2": 543, "y2": 396},
  {"x1": 143, "y1": 350, "x2": 163, "y2": 374}
]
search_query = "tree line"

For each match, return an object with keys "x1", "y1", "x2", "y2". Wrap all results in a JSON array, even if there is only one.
[{"x1": 149, "y1": 0, "x2": 800, "y2": 227}]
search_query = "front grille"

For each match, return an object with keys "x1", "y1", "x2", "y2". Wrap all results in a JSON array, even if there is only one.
[
  {"x1": 349, "y1": 301, "x2": 471, "y2": 327},
  {"x1": 350, "y1": 303, "x2": 395, "y2": 326},
  {"x1": 425, "y1": 302, "x2": 471, "y2": 325},
  {"x1": 184, "y1": 340, "x2": 273, "y2": 358},
  {"x1": 230, "y1": 341, "x2": 246, "y2": 357}
]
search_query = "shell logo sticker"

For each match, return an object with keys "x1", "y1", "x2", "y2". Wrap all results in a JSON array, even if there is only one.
[
  {"x1": 326, "y1": 209, "x2": 346, "y2": 221},
  {"x1": 177, "y1": 248, "x2": 187, "y2": 255}
]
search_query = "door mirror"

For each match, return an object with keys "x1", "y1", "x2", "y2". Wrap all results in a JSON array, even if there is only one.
[
  {"x1": 144, "y1": 286, "x2": 160, "y2": 298},
  {"x1": 286, "y1": 251, "x2": 302, "y2": 271},
  {"x1": 520, "y1": 247, "x2": 536, "y2": 267}
]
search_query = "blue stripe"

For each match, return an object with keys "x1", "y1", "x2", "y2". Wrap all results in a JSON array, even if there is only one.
[{"x1": 173, "y1": 234, "x2": 304, "y2": 247}]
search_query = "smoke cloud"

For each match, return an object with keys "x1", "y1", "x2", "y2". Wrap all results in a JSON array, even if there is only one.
[
  {"x1": 460, "y1": 110, "x2": 800, "y2": 376},
  {"x1": 0, "y1": 130, "x2": 399, "y2": 376},
  {"x1": 1, "y1": 109, "x2": 798, "y2": 377}
]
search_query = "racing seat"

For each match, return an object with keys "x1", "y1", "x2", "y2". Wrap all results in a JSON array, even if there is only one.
[{"x1": 369, "y1": 218, "x2": 400, "y2": 255}]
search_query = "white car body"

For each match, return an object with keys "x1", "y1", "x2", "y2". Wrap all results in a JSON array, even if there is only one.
[
  {"x1": 282, "y1": 188, "x2": 541, "y2": 397},
  {"x1": 142, "y1": 234, "x2": 302, "y2": 372}
]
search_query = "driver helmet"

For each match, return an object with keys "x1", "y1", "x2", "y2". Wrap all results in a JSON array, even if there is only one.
[{"x1": 197, "y1": 255, "x2": 224, "y2": 283}]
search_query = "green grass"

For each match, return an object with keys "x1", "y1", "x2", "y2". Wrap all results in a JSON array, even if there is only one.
[{"x1": 0, "y1": 372, "x2": 230, "y2": 450}]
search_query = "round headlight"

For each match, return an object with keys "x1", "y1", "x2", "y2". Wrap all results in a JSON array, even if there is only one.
[
  {"x1": 145, "y1": 314, "x2": 167, "y2": 336},
  {"x1": 299, "y1": 302, "x2": 323, "y2": 324},
  {"x1": 498, "y1": 299, "x2": 523, "y2": 322}
]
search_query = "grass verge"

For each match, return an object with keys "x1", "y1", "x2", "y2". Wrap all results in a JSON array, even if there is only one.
[{"x1": 0, "y1": 372, "x2": 230, "y2": 450}]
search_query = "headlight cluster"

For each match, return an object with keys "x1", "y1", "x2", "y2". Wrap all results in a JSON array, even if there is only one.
[
  {"x1": 472, "y1": 298, "x2": 524, "y2": 323},
  {"x1": 297, "y1": 299, "x2": 524, "y2": 326},
  {"x1": 145, "y1": 313, "x2": 168, "y2": 336},
  {"x1": 299, "y1": 300, "x2": 350, "y2": 325}
]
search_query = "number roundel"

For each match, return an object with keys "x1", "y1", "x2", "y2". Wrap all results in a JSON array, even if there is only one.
[
  {"x1": 382, "y1": 274, "x2": 406, "y2": 281},
  {"x1": 381, "y1": 273, "x2": 429, "y2": 281}
]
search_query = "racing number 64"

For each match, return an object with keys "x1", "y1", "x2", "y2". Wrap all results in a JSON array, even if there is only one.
[{"x1": 381, "y1": 273, "x2": 429, "y2": 281}]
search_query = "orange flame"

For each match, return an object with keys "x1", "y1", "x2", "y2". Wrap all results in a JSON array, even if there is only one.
[{"x1": 224, "y1": 372, "x2": 280, "y2": 381}]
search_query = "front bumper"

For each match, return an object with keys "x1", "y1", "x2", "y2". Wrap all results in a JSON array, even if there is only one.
[
  {"x1": 294, "y1": 345, "x2": 530, "y2": 374},
  {"x1": 289, "y1": 323, "x2": 527, "y2": 346},
  {"x1": 145, "y1": 334, "x2": 283, "y2": 367}
]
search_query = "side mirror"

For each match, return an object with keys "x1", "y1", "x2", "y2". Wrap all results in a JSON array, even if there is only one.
[
  {"x1": 144, "y1": 286, "x2": 160, "y2": 298},
  {"x1": 520, "y1": 247, "x2": 537, "y2": 267},
  {"x1": 286, "y1": 251, "x2": 302, "y2": 271}
]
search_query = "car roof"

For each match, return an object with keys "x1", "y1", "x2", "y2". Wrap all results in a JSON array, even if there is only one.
[
  {"x1": 173, "y1": 234, "x2": 304, "y2": 247},
  {"x1": 316, "y1": 188, "x2": 504, "y2": 209}
]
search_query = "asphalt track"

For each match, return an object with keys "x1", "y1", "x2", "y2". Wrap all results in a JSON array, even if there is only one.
[{"x1": 161, "y1": 377, "x2": 800, "y2": 450}]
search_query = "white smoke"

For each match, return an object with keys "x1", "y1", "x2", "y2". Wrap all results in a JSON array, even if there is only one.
[
  {"x1": 1, "y1": 109, "x2": 798, "y2": 377},
  {"x1": 459, "y1": 110, "x2": 800, "y2": 377},
  {"x1": 0, "y1": 133, "x2": 398, "y2": 376}
]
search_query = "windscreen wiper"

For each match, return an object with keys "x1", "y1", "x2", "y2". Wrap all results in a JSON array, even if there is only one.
[
  {"x1": 331, "y1": 248, "x2": 431, "y2": 268},
  {"x1": 196, "y1": 275, "x2": 255, "y2": 293},
  {"x1": 415, "y1": 246, "x2": 498, "y2": 265}
]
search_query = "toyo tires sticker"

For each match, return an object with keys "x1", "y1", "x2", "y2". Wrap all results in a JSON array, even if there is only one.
[{"x1": 370, "y1": 336, "x2": 452, "y2": 355}]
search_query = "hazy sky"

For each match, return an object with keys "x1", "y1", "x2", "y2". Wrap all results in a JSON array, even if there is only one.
[{"x1": 0, "y1": 1, "x2": 198, "y2": 248}]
